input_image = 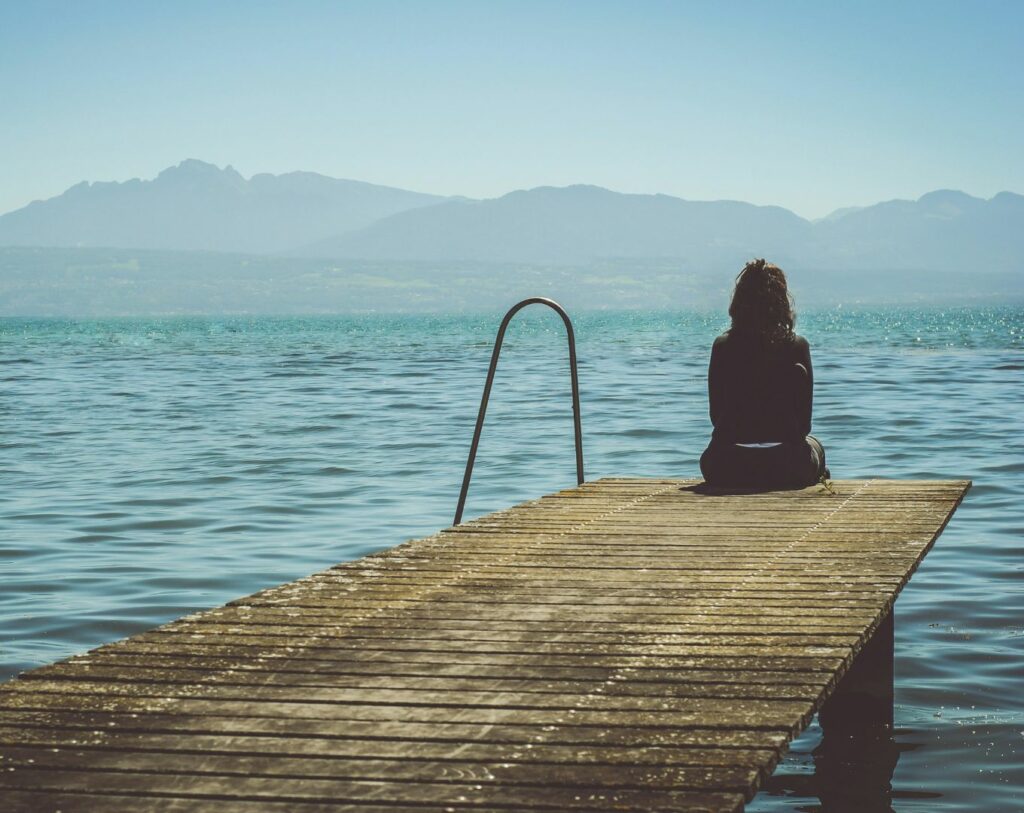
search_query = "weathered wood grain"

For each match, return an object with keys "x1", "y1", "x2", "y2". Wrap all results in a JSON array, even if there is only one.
[{"x1": 0, "y1": 477, "x2": 968, "y2": 812}]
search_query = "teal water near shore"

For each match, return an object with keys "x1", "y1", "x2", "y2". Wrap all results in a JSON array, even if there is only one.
[{"x1": 1, "y1": 307, "x2": 1022, "y2": 810}]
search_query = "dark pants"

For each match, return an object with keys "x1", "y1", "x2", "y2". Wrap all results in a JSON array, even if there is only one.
[{"x1": 700, "y1": 435, "x2": 827, "y2": 489}]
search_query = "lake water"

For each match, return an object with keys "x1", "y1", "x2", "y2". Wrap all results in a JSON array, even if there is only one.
[{"x1": 1, "y1": 307, "x2": 1022, "y2": 810}]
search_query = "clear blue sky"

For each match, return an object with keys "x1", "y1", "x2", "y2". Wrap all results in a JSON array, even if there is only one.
[{"x1": 2, "y1": 0, "x2": 1021, "y2": 218}]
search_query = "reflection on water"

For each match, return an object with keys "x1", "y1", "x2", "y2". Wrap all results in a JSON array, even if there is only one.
[
  {"x1": 760, "y1": 725, "x2": 903, "y2": 813},
  {"x1": 1, "y1": 307, "x2": 1022, "y2": 811},
  {"x1": 813, "y1": 733, "x2": 901, "y2": 813},
  {"x1": 803, "y1": 612, "x2": 900, "y2": 813}
]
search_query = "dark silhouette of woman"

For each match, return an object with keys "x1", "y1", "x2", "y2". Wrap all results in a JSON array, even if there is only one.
[{"x1": 699, "y1": 258, "x2": 828, "y2": 488}]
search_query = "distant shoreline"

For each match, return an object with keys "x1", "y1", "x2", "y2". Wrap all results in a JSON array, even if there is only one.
[{"x1": 1, "y1": 246, "x2": 1020, "y2": 318}]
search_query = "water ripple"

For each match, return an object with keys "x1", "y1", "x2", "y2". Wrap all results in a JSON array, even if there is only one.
[{"x1": 1, "y1": 307, "x2": 1022, "y2": 810}]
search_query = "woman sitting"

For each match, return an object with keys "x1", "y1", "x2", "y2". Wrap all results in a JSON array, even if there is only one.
[{"x1": 699, "y1": 258, "x2": 828, "y2": 489}]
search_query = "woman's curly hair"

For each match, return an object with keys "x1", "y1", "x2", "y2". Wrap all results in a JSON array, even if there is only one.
[{"x1": 728, "y1": 258, "x2": 796, "y2": 344}]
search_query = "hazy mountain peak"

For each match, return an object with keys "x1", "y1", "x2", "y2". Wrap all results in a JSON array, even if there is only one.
[
  {"x1": 157, "y1": 158, "x2": 242, "y2": 181},
  {"x1": 0, "y1": 161, "x2": 446, "y2": 253},
  {"x1": 917, "y1": 189, "x2": 977, "y2": 204},
  {"x1": 912, "y1": 189, "x2": 984, "y2": 220},
  {"x1": 498, "y1": 184, "x2": 613, "y2": 201}
]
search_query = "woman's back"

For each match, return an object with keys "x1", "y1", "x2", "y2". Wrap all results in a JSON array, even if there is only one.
[{"x1": 708, "y1": 330, "x2": 812, "y2": 444}]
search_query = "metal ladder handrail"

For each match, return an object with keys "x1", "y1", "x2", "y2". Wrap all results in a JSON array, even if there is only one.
[{"x1": 453, "y1": 297, "x2": 584, "y2": 526}]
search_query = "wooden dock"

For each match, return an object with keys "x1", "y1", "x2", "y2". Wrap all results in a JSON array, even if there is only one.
[{"x1": 0, "y1": 477, "x2": 969, "y2": 813}]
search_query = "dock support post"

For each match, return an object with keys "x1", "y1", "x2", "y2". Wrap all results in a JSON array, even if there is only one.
[
  {"x1": 814, "y1": 610, "x2": 898, "y2": 811},
  {"x1": 820, "y1": 609, "x2": 894, "y2": 736}
]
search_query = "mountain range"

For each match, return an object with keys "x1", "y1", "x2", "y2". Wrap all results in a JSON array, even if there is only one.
[
  {"x1": 0, "y1": 160, "x2": 445, "y2": 255},
  {"x1": 1, "y1": 160, "x2": 1021, "y2": 274}
]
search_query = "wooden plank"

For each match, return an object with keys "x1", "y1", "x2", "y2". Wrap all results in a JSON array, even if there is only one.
[
  {"x1": 0, "y1": 793, "x2": 733, "y2": 813},
  {"x1": 0, "y1": 478, "x2": 969, "y2": 812},
  {"x1": 0, "y1": 710, "x2": 789, "y2": 749},
  {"x1": 0, "y1": 727, "x2": 780, "y2": 768},
  {"x1": 0, "y1": 769, "x2": 747, "y2": 811}
]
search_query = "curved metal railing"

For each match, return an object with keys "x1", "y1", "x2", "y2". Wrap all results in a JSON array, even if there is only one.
[{"x1": 453, "y1": 297, "x2": 584, "y2": 525}]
